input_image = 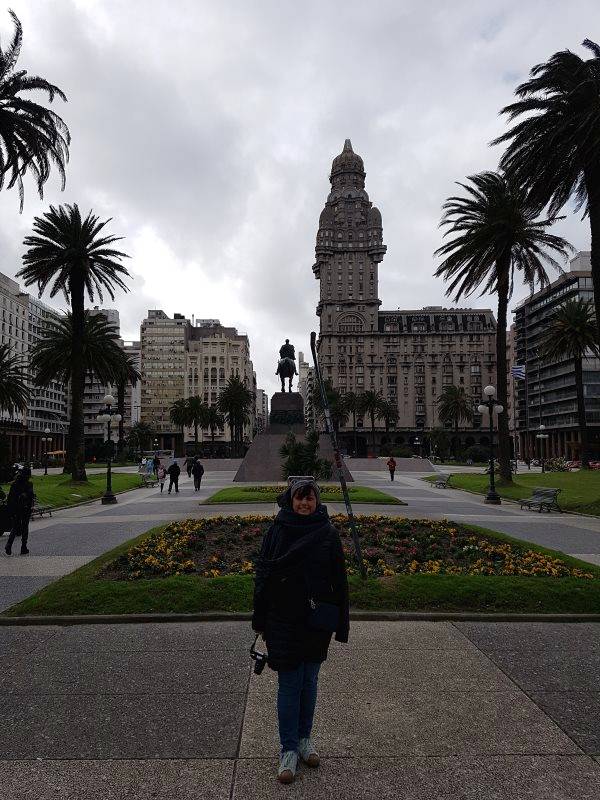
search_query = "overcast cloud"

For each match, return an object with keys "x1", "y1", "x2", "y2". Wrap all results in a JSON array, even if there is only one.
[{"x1": 1, "y1": 0, "x2": 598, "y2": 395}]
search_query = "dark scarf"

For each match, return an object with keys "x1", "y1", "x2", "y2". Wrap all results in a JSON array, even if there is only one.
[{"x1": 261, "y1": 504, "x2": 332, "y2": 576}]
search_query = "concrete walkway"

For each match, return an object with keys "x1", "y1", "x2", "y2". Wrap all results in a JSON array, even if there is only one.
[
  {"x1": 2, "y1": 620, "x2": 600, "y2": 798},
  {"x1": 0, "y1": 469, "x2": 236, "y2": 611}
]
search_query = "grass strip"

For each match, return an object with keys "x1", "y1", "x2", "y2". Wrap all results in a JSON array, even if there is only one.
[
  {"x1": 1, "y1": 473, "x2": 142, "y2": 509},
  {"x1": 204, "y1": 485, "x2": 404, "y2": 505},
  {"x1": 5, "y1": 520, "x2": 600, "y2": 617},
  {"x1": 424, "y1": 471, "x2": 600, "y2": 515}
]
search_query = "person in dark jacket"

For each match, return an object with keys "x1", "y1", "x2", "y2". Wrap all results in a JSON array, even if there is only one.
[
  {"x1": 4, "y1": 467, "x2": 35, "y2": 556},
  {"x1": 184, "y1": 456, "x2": 194, "y2": 478},
  {"x1": 252, "y1": 479, "x2": 349, "y2": 785},
  {"x1": 191, "y1": 458, "x2": 204, "y2": 491},
  {"x1": 386, "y1": 456, "x2": 397, "y2": 481},
  {"x1": 167, "y1": 460, "x2": 181, "y2": 494}
]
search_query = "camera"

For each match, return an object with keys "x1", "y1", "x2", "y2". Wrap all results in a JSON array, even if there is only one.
[{"x1": 250, "y1": 634, "x2": 268, "y2": 675}]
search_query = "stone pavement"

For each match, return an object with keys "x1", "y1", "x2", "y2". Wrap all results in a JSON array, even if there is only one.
[
  {"x1": 0, "y1": 468, "x2": 237, "y2": 612},
  {"x1": 2, "y1": 620, "x2": 600, "y2": 798}
]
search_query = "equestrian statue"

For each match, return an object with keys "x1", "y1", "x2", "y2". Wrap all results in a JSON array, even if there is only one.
[{"x1": 276, "y1": 339, "x2": 298, "y2": 393}]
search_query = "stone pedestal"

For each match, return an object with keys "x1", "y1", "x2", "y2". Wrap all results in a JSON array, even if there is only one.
[{"x1": 269, "y1": 392, "x2": 304, "y2": 426}]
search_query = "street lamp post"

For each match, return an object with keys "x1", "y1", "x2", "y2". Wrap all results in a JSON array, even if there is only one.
[
  {"x1": 42, "y1": 428, "x2": 52, "y2": 476},
  {"x1": 97, "y1": 394, "x2": 122, "y2": 505},
  {"x1": 536, "y1": 424, "x2": 549, "y2": 474},
  {"x1": 478, "y1": 385, "x2": 504, "y2": 505}
]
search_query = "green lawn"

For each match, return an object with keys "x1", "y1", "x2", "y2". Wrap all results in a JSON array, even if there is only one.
[
  {"x1": 204, "y1": 485, "x2": 404, "y2": 505},
  {"x1": 6, "y1": 520, "x2": 600, "y2": 617},
  {"x1": 425, "y1": 471, "x2": 600, "y2": 515},
  {"x1": 1, "y1": 473, "x2": 142, "y2": 509}
]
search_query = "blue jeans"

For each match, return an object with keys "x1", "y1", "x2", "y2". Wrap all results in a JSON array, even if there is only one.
[{"x1": 277, "y1": 661, "x2": 321, "y2": 753}]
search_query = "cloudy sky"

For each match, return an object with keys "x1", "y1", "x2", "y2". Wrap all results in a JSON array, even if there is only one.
[{"x1": 1, "y1": 0, "x2": 598, "y2": 395}]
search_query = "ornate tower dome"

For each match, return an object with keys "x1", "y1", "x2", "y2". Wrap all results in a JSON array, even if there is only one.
[{"x1": 330, "y1": 139, "x2": 365, "y2": 179}]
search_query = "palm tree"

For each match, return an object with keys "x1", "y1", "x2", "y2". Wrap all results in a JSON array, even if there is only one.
[
  {"x1": 540, "y1": 298, "x2": 599, "y2": 468},
  {"x1": 379, "y1": 398, "x2": 399, "y2": 434},
  {"x1": 0, "y1": 10, "x2": 70, "y2": 211},
  {"x1": 186, "y1": 395, "x2": 208, "y2": 449},
  {"x1": 205, "y1": 404, "x2": 225, "y2": 453},
  {"x1": 218, "y1": 376, "x2": 254, "y2": 457},
  {"x1": 343, "y1": 391, "x2": 364, "y2": 455},
  {"x1": 493, "y1": 39, "x2": 600, "y2": 343},
  {"x1": 114, "y1": 354, "x2": 141, "y2": 458},
  {"x1": 434, "y1": 171, "x2": 572, "y2": 481},
  {"x1": 312, "y1": 379, "x2": 348, "y2": 435},
  {"x1": 436, "y1": 385, "x2": 474, "y2": 457},
  {"x1": 361, "y1": 390, "x2": 385, "y2": 455},
  {"x1": 0, "y1": 344, "x2": 29, "y2": 414},
  {"x1": 30, "y1": 311, "x2": 127, "y2": 473},
  {"x1": 127, "y1": 421, "x2": 153, "y2": 458},
  {"x1": 17, "y1": 204, "x2": 130, "y2": 480},
  {"x1": 169, "y1": 398, "x2": 189, "y2": 457}
]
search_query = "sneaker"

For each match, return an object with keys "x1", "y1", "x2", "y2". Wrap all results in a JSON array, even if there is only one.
[
  {"x1": 298, "y1": 737, "x2": 320, "y2": 767},
  {"x1": 3, "y1": 547, "x2": 11, "y2": 557},
  {"x1": 277, "y1": 750, "x2": 298, "y2": 784},
  {"x1": 20, "y1": 548, "x2": 29, "y2": 556}
]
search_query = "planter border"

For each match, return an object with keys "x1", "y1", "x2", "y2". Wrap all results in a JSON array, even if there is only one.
[{"x1": 3, "y1": 610, "x2": 600, "y2": 626}]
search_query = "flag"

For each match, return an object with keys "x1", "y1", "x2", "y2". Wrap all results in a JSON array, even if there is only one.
[{"x1": 511, "y1": 365, "x2": 526, "y2": 380}]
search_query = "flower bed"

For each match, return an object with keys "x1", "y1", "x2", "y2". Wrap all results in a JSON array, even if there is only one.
[{"x1": 101, "y1": 515, "x2": 595, "y2": 582}]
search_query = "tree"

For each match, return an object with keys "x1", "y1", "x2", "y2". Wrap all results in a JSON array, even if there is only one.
[
  {"x1": 343, "y1": 391, "x2": 364, "y2": 455},
  {"x1": 218, "y1": 376, "x2": 254, "y2": 457},
  {"x1": 436, "y1": 385, "x2": 474, "y2": 457},
  {"x1": 0, "y1": 344, "x2": 28, "y2": 415},
  {"x1": 540, "y1": 298, "x2": 599, "y2": 468},
  {"x1": 127, "y1": 422, "x2": 154, "y2": 458},
  {"x1": 0, "y1": 10, "x2": 70, "y2": 211},
  {"x1": 313, "y1": 379, "x2": 348, "y2": 435},
  {"x1": 361, "y1": 390, "x2": 385, "y2": 454},
  {"x1": 493, "y1": 39, "x2": 600, "y2": 345},
  {"x1": 434, "y1": 171, "x2": 572, "y2": 481},
  {"x1": 205, "y1": 404, "x2": 225, "y2": 452},
  {"x1": 17, "y1": 204, "x2": 130, "y2": 480},
  {"x1": 169, "y1": 398, "x2": 189, "y2": 457},
  {"x1": 114, "y1": 354, "x2": 141, "y2": 458},
  {"x1": 280, "y1": 430, "x2": 332, "y2": 480},
  {"x1": 186, "y1": 395, "x2": 208, "y2": 449},
  {"x1": 30, "y1": 311, "x2": 127, "y2": 472},
  {"x1": 428, "y1": 427, "x2": 451, "y2": 461},
  {"x1": 378, "y1": 398, "x2": 399, "y2": 433}
]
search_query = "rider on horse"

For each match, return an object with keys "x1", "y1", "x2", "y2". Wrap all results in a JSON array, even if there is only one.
[{"x1": 276, "y1": 339, "x2": 298, "y2": 392}]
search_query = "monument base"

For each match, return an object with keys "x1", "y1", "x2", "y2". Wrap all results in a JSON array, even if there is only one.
[{"x1": 233, "y1": 392, "x2": 353, "y2": 482}]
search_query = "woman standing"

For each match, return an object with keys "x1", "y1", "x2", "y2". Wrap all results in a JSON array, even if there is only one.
[
  {"x1": 252, "y1": 479, "x2": 349, "y2": 785},
  {"x1": 4, "y1": 467, "x2": 34, "y2": 556}
]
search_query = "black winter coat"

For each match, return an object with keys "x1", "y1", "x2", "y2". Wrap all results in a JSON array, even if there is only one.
[{"x1": 252, "y1": 504, "x2": 349, "y2": 672}]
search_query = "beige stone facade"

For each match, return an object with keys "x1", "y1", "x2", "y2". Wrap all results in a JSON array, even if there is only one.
[{"x1": 312, "y1": 140, "x2": 497, "y2": 455}]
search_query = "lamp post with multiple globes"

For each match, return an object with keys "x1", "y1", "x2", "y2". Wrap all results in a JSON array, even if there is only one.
[
  {"x1": 41, "y1": 428, "x2": 52, "y2": 476},
  {"x1": 97, "y1": 394, "x2": 122, "y2": 505},
  {"x1": 536, "y1": 424, "x2": 549, "y2": 474},
  {"x1": 477, "y1": 385, "x2": 504, "y2": 505}
]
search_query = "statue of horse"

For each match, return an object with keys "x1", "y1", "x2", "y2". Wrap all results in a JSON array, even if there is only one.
[{"x1": 276, "y1": 357, "x2": 298, "y2": 392}]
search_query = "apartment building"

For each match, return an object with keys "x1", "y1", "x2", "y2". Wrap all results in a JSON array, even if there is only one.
[
  {"x1": 311, "y1": 140, "x2": 497, "y2": 455},
  {"x1": 513, "y1": 251, "x2": 600, "y2": 460}
]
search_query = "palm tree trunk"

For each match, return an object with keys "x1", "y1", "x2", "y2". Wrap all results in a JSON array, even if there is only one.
[
  {"x1": 496, "y1": 268, "x2": 512, "y2": 483},
  {"x1": 454, "y1": 419, "x2": 459, "y2": 457},
  {"x1": 353, "y1": 410, "x2": 357, "y2": 456},
  {"x1": 574, "y1": 356, "x2": 590, "y2": 469},
  {"x1": 69, "y1": 280, "x2": 87, "y2": 482},
  {"x1": 370, "y1": 411, "x2": 376, "y2": 454},
  {"x1": 194, "y1": 421, "x2": 198, "y2": 448},
  {"x1": 585, "y1": 178, "x2": 600, "y2": 347}
]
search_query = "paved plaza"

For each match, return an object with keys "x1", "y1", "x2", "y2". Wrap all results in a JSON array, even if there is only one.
[
  {"x1": 2, "y1": 466, "x2": 600, "y2": 797},
  {"x1": 2, "y1": 620, "x2": 600, "y2": 798}
]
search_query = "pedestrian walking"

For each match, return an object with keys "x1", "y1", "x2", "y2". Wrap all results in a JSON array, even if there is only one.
[
  {"x1": 157, "y1": 464, "x2": 167, "y2": 493},
  {"x1": 152, "y1": 453, "x2": 161, "y2": 477},
  {"x1": 184, "y1": 456, "x2": 194, "y2": 478},
  {"x1": 167, "y1": 460, "x2": 181, "y2": 494},
  {"x1": 386, "y1": 456, "x2": 397, "y2": 481},
  {"x1": 4, "y1": 467, "x2": 35, "y2": 556},
  {"x1": 191, "y1": 458, "x2": 204, "y2": 491},
  {"x1": 252, "y1": 479, "x2": 349, "y2": 785}
]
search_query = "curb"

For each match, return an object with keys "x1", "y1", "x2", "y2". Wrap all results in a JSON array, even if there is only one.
[{"x1": 3, "y1": 610, "x2": 600, "y2": 626}]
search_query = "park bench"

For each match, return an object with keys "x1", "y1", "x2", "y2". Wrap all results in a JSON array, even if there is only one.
[
  {"x1": 434, "y1": 474, "x2": 451, "y2": 489},
  {"x1": 30, "y1": 496, "x2": 53, "y2": 519},
  {"x1": 520, "y1": 487, "x2": 562, "y2": 513}
]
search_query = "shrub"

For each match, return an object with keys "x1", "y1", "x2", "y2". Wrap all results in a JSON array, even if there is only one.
[
  {"x1": 465, "y1": 445, "x2": 489, "y2": 463},
  {"x1": 280, "y1": 430, "x2": 332, "y2": 479},
  {"x1": 545, "y1": 457, "x2": 569, "y2": 472}
]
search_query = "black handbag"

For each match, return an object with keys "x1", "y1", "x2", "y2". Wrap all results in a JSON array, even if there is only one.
[{"x1": 307, "y1": 596, "x2": 340, "y2": 632}]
